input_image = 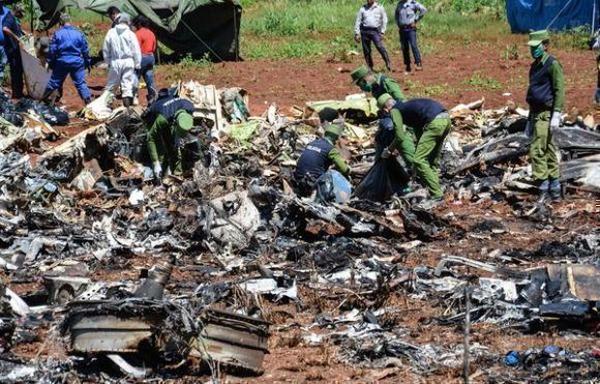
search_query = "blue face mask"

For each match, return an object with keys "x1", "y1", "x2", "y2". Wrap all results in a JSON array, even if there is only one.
[{"x1": 530, "y1": 44, "x2": 544, "y2": 59}]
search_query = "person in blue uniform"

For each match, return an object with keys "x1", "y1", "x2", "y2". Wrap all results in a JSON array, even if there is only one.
[
  {"x1": 294, "y1": 108, "x2": 351, "y2": 197},
  {"x1": 0, "y1": 2, "x2": 23, "y2": 99},
  {"x1": 43, "y1": 13, "x2": 92, "y2": 105},
  {"x1": 145, "y1": 89, "x2": 196, "y2": 178}
]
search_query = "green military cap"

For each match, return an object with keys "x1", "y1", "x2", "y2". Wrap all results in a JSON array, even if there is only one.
[
  {"x1": 174, "y1": 110, "x2": 194, "y2": 136},
  {"x1": 324, "y1": 121, "x2": 344, "y2": 138},
  {"x1": 377, "y1": 93, "x2": 393, "y2": 109},
  {"x1": 350, "y1": 65, "x2": 369, "y2": 84},
  {"x1": 528, "y1": 30, "x2": 550, "y2": 46}
]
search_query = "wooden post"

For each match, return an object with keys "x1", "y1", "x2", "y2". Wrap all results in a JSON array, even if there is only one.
[{"x1": 463, "y1": 285, "x2": 471, "y2": 384}]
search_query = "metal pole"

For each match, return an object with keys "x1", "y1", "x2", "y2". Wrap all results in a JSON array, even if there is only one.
[{"x1": 463, "y1": 285, "x2": 471, "y2": 384}]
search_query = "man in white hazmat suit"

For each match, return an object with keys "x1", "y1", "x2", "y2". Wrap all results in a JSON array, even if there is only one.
[{"x1": 102, "y1": 13, "x2": 141, "y2": 107}]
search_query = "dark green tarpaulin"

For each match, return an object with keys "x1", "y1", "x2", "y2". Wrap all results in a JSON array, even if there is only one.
[{"x1": 34, "y1": 0, "x2": 241, "y2": 61}]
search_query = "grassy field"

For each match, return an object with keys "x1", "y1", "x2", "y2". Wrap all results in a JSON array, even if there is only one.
[
  {"x1": 52, "y1": 0, "x2": 589, "y2": 62},
  {"x1": 239, "y1": 0, "x2": 507, "y2": 60}
]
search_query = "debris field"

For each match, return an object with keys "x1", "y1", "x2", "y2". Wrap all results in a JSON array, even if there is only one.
[{"x1": 0, "y1": 82, "x2": 598, "y2": 383}]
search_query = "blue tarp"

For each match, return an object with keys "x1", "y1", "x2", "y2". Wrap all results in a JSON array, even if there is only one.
[{"x1": 506, "y1": 0, "x2": 600, "y2": 33}]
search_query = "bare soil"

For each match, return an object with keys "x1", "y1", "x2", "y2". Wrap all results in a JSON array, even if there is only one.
[
  {"x1": 58, "y1": 35, "x2": 600, "y2": 120},
  {"x1": 17, "y1": 31, "x2": 600, "y2": 384}
]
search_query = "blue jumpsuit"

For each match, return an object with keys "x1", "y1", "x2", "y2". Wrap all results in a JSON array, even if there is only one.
[
  {"x1": 44, "y1": 25, "x2": 92, "y2": 103},
  {"x1": 0, "y1": 8, "x2": 24, "y2": 99}
]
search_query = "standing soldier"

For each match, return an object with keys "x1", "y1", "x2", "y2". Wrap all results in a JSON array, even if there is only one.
[
  {"x1": 350, "y1": 65, "x2": 406, "y2": 101},
  {"x1": 354, "y1": 0, "x2": 392, "y2": 72},
  {"x1": 395, "y1": 0, "x2": 427, "y2": 73},
  {"x1": 525, "y1": 30, "x2": 564, "y2": 202}
]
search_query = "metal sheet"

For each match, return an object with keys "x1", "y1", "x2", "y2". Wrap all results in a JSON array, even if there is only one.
[
  {"x1": 547, "y1": 264, "x2": 600, "y2": 301},
  {"x1": 70, "y1": 315, "x2": 152, "y2": 353},
  {"x1": 195, "y1": 309, "x2": 270, "y2": 375}
]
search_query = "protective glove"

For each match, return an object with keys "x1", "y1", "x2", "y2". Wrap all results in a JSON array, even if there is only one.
[
  {"x1": 153, "y1": 161, "x2": 162, "y2": 179},
  {"x1": 381, "y1": 147, "x2": 392, "y2": 159},
  {"x1": 550, "y1": 111, "x2": 561, "y2": 130}
]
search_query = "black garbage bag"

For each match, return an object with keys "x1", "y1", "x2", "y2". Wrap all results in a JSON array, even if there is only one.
[
  {"x1": 354, "y1": 158, "x2": 410, "y2": 202},
  {"x1": 16, "y1": 99, "x2": 69, "y2": 126}
]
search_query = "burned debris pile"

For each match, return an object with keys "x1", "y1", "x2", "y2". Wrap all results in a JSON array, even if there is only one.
[{"x1": 0, "y1": 89, "x2": 596, "y2": 382}]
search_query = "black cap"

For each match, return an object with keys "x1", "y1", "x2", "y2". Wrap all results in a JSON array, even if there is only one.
[{"x1": 318, "y1": 107, "x2": 338, "y2": 124}]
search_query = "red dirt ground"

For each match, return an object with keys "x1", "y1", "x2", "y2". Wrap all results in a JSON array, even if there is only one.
[
  {"x1": 59, "y1": 34, "x2": 600, "y2": 123},
  {"x1": 18, "y1": 30, "x2": 600, "y2": 384}
]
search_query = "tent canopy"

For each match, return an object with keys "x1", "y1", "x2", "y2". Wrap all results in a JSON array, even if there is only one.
[
  {"x1": 34, "y1": 0, "x2": 241, "y2": 61},
  {"x1": 506, "y1": 0, "x2": 600, "y2": 33}
]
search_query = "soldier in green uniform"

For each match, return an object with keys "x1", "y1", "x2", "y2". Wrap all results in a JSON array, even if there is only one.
[
  {"x1": 145, "y1": 90, "x2": 196, "y2": 178},
  {"x1": 350, "y1": 65, "x2": 406, "y2": 101},
  {"x1": 378, "y1": 93, "x2": 451, "y2": 202},
  {"x1": 375, "y1": 93, "x2": 415, "y2": 168},
  {"x1": 294, "y1": 108, "x2": 350, "y2": 197},
  {"x1": 525, "y1": 30, "x2": 564, "y2": 202}
]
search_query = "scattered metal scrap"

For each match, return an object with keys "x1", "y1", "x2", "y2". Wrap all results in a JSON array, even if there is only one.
[{"x1": 0, "y1": 89, "x2": 595, "y2": 383}]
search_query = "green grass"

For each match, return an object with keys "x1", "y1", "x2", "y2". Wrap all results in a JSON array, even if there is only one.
[
  {"x1": 241, "y1": 0, "x2": 509, "y2": 61},
  {"x1": 57, "y1": 0, "x2": 588, "y2": 62},
  {"x1": 464, "y1": 72, "x2": 502, "y2": 90}
]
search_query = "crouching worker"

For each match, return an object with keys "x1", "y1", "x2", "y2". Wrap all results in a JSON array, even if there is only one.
[
  {"x1": 376, "y1": 93, "x2": 415, "y2": 166},
  {"x1": 378, "y1": 93, "x2": 451, "y2": 203},
  {"x1": 294, "y1": 107, "x2": 351, "y2": 202},
  {"x1": 43, "y1": 13, "x2": 92, "y2": 105},
  {"x1": 145, "y1": 90, "x2": 196, "y2": 179},
  {"x1": 351, "y1": 65, "x2": 406, "y2": 101}
]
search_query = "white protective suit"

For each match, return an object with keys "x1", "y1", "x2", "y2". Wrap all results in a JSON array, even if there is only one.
[{"x1": 102, "y1": 23, "x2": 142, "y2": 98}]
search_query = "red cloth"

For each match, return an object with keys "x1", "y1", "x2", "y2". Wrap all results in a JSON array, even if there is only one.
[{"x1": 135, "y1": 27, "x2": 156, "y2": 55}]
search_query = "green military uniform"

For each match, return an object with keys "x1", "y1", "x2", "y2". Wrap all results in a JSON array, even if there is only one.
[
  {"x1": 325, "y1": 123, "x2": 350, "y2": 175},
  {"x1": 378, "y1": 103, "x2": 415, "y2": 168},
  {"x1": 412, "y1": 117, "x2": 451, "y2": 198},
  {"x1": 372, "y1": 73, "x2": 406, "y2": 101},
  {"x1": 526, "y1": 30, "x2": 565, "y2": 198},
  {"x1": 378, "y1": 93, "x2": 451, "y2": 199},
  {"x1": 147, "y1": 111, "x2": 194, "y2": 175},
  {"x1": 351, "y1": 65, "x2": 406, "y2": 101}
]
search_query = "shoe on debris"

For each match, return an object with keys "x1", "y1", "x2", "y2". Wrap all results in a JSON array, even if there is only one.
[{"x1": 537, "y1": 190, "x2": 550, "y2": 204}]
